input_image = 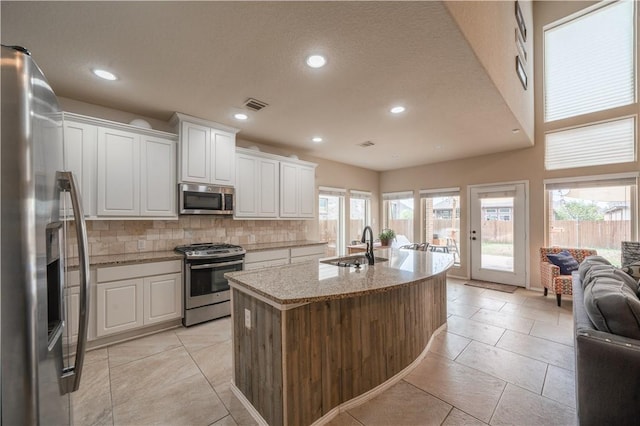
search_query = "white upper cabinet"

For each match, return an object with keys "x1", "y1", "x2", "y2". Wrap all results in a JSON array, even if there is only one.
[
  {"x1": 172, "y1": 113, "x2": 239, "y2": 186},
  {"x1": 235, "y1": 149, "x2": 279, "y2": 218},
  {"x1": 64, "y1": 113, "x2": 178, "y2": 219},
  {"x1": 280, "y1": 161, "x2": 316, "y2": 218},
  {"x1": 140, "y1": 135, "x2": 176, "y2": 217},
  {"x1": 62, "y1": 118, "x2": 97, "y2": 217},
  {"x1": 235, "y1": 148, "x2": 315, "y2": 220},
  {"x1": 97, "y1": 127, "x2": 141, "y2": 216}
]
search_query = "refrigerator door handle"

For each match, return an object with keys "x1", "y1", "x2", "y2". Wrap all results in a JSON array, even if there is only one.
[{"x1": 57, "y1": 171, "x2": 90, "y2": 394}]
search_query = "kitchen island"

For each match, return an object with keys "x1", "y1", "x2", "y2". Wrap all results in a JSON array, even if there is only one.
[{"x1": 225, "y1": 248, "x2": 453, "y2": 426}]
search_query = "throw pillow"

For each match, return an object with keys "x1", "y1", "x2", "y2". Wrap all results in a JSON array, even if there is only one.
[
  {"x1": 583, "y1": 276, "x2": 640, "y2": 340},
  {"x1": 547, "y1": 251, "x2": 580, "y2": 275},
  {"x1": 622, "y1": 260, "x2": 640, "y2": 281}
]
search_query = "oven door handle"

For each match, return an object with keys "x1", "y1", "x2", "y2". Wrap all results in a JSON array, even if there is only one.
[{"x1": 189, "y1": 259, "x2": 244, "y2": 270}]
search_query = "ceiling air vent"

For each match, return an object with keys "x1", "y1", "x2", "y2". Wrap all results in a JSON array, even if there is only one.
[
  {"x1": 244, "y1": 98, "x2": 269, "y2": 111},
  {"x1": 358, "y1": 141, "x2": 375, "y2": 148}
]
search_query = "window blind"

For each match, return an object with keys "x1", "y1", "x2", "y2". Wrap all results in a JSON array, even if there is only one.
[
  {"x1": 545, "y1": 117, "x2": 635, "y2": 170},
  {"x1": 350, "y1": 190, "x2": 371, "y2": 199},
  {"x1": 545, "y1": 173, "x2": 638, "y2": 190},
  {"x1": 544, "y1": 0, "x2": 634, "y2": 122},
  {"x1": 318, "y1": 186, "x2": 346, "y2": 197},
  {"x1": 419, "y1": 188, "x2": 460, "y2": 198},
  {"x1": 382, "y1": 191, "x2": 413, "y2": 201}
]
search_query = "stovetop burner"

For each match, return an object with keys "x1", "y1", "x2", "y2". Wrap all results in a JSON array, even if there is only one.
[{"x1": 175, "y1": 242, "x2": 246, "y2": 259}]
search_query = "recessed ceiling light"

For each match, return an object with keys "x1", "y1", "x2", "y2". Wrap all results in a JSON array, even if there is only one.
[
  {"x1": 234, "y1": 113, "x2": 248, "y2": 120},
  {"x1": 92, "y1": 68, "x2": 117, "y2": 81},
  {"x1": 312, "y1": 137, "x2": 323, "y2": 143},
  {"x1": 512, "y1": 128, "x2": 520, "y2": 134},
  {"x1": 306, "y1": 55, "x2": 327, "y2": 68},
  {"x1": 390, "y1": 106, "x2": 405, "y2": 114}
]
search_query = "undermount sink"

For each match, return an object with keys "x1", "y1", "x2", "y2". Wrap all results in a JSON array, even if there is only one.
[{"x1": 321, "y1": 255, "x2": 388, "y2": 268}]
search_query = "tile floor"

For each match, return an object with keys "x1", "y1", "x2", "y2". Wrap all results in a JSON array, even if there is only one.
[{"x1": 73, "y1": 278, "x2": 577, "y2": 425}]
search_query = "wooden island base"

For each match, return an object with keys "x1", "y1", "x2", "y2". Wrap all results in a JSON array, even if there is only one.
[{"x1": 232, "y1": 272, "x2": 447, "y2": 426}]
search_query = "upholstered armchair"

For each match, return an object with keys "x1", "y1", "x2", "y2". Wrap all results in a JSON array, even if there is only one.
[{"x1": 540, "y1": 247, "x2": 597, "y2": 307}]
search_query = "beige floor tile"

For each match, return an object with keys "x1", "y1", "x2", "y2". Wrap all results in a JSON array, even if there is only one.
[
  {"x1": 191, "y1": 338, "x2": 233, "y2": 387},
  {"x1": 446, "y1": 315, "x2": 506, "y2": 346},
  {"x1": 558, "y1": 311, "x2": 574, "y2": 328},
  {"x1": 325, "y1": 412, "x2": 364, "y2": 426},
  {"x1": 514, "y1": 288, "x2": 546, "y2": 298},
  {"x1": 447, "y1": 277, "x2": 468, "y2": 285},
  {"x1": 441, "y1": 408, "x2": 487, "y2": 425},
  {"x1": 447, "y1": 284, "x2": 485, "y2": 301},
  {"x1": 469, "y1": 309, "x2": 535, "y2": 334},
  {"x1": 214, "y1": 383, "x2": 259, "y2": 426},
  {"x1": 500, "y1": 302, "x2": 560, "y2": 324},
  {"x1": 522, "y1": 295, "x2": 567, "y2": 312},
  {"x1": 450, "y1": 295, "x2": 506, "y2": 311},
  {"x1": 542, "y1": 365, "x2": 576, "y2": 409},
  {"x1": 82, "y1": 348, "x2": 108, "y2": 366},
  {"x1": 71, "y1": 358, "x2": 112, "y2": 426},
  {"x1": 456, "y1": 341, "x2": 547, "y2": 393},
  {"x1": 475, "y1": 289, "x2": 527, "y2": 305},
  {"x1": 210, "y1": 414, "x2": 239, "y2": 426},
  {"x1": 531, "y1": 321, "x2": 574, "y2": 347},
  {"x1": 405, "y1": 353, "x2": 506, "y2": 423},
  {"x1": 491, "y1": 384, "x2": 577, "y2": 425},
  {"x1": 348, "y1": 380, "x2": 452, "y2": 426},
  {"x1": 447, "y1": 301, "x2": 481, "y2": 319},
  {"x1": 110, "y1": 346, "x2": 202, "y2": 406},
  {"x1": 107, "y1": 329, "x2": 182, "y2": 367},
  {"x1": 496, "y1": 330, "x2": 575, "y2": 371},
  {"x1": 428, "y1": 331, "x2": 471, "y2": 360},
  {"x1": 113, "y1": 372, "x2": 228, "y2": 425},
  {"x1": 177, "y1": 318, "x2": 233, "y2": 352}
]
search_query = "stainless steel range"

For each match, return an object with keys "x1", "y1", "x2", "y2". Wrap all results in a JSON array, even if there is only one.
[{"x1": 175, "y1": 243, "x2": 246, "y2": 326}]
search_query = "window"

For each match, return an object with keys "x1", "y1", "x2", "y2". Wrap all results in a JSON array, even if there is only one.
[
  {"x1": 544, "y1": 0, "x2": 634, "y2": 122},
  {"x1": 420, "y1": 189, "x2": 460, "y2": 265},
  {"x1": 383, "y1": 191, "x2": 414, "y2": 243},
  {"x1": 543, "y1": 1, "x2": 636, "y2": 171},
  {"x1": 545, "y1": 174, "x2": 637, "y2": 266},
  {"x1": 349, "y1": 190, "x2": 371, "y2": 243},
  {"x1": 318, "y1": 187, "x2": 346, "y2": 257}
]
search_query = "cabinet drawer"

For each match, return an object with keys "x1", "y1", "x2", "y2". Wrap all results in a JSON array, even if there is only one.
[
  {"x1": 245, "y1": 249, "x2": 289, "y2": 264},
  {"x1": 244, "y1": 258, "x2": 290, "y2": 271},
  {"x1": 97, "y1": 260, "x2": 182, "y2": 282},
  {"x1": 291, "y1": 244, "x2": 326, "y2": 258},
  {"x1": 290, "y1": 254, "x2": 323, "y2": 264}
]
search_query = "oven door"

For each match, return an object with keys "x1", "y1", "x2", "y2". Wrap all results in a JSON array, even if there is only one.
[{"x1": 185, "y1": 257, "x2": 243, "y2": 309}]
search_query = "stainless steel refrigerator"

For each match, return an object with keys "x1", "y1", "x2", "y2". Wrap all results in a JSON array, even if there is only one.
[{"x1": 1, "y1": 45, "x2": 90, "y2": 424}]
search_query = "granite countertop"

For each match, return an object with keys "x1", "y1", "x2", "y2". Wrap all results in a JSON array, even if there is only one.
[
  {"x1": 226, "y1": 248, "x2": 453, "y2": 306},
  {"x1": 67, "y1": 250, "x2": 183, "y2": 268},
  {"x1": 242, "y1": 240, "x2": 326, "y2": 252}
]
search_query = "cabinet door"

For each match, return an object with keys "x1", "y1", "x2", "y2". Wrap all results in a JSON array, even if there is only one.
[
  {"x1": 143, "y1": 273, "x2": 182, "y2": 325},
  {"x1": 96, "y1": 278, "x2": 144, "y2": 337},
  {"x1": 141, "y1": 136, "x2": 176, "y2": 217},
  {"x1": 298, "y1": 165, "x2": 316, "y2": 218},
  {"x1": 258, "y1": 158, "x2": 279, "y2": 217},
  {"x1": 235, "y1": 153, "x2": 259, "y2": 217},
  {"x1": 210, "y1": 131, "x2": 236, "y2": 186},
  {"x1": 181, "y1": 122, "x2": 210, "y2": 183},
  {"x1": 63, "y1": 120, "x2": 97, "y2": 217},
  {"x1": 97, "y1": 128, "x2": 140, "y2": 216},
  {"x1": 280, "y1": 162, "x2": 299, "y2": 217}
]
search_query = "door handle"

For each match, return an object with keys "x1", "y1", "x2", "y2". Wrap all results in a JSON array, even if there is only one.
[
  {"x1": 57, "y1": 171, "x2": 90, "y2": 394},
  {"x1": 471, "y1": 237, "x2": 477, "y2": 240}
]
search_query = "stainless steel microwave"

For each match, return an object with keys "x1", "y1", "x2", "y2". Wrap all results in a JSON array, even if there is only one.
[{"x1": 179, "y1": 183, "x2": 234, "y2": 215}]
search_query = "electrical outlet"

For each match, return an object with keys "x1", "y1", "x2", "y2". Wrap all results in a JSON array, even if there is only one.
[
  {"x1": 244, "y1": 308, "x2": 251, "y2": 329},
  {"x1": 137, "y1": 240, "x2": 145, "y2": 250}
]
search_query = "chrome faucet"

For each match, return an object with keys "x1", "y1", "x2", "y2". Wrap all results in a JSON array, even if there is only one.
[{"x1": 361, "y1": 226, "x2": 375, "y2": 265}]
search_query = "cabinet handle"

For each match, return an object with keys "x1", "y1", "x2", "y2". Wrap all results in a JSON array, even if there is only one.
[{"x1": 189, "y1": 259, "x2": 244, "y2": 270}]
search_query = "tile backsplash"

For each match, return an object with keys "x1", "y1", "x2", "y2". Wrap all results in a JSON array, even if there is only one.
[{"x1": 67, "y1": 217, "x2": 310, "y2": 257}]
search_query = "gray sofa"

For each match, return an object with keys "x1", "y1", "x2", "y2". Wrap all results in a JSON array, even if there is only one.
[{"x1": 573, "y1": 261, "x2": 640, "y2": 426}]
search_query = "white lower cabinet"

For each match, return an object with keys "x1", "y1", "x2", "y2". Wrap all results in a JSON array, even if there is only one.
[
  {"x1": 95, "y1": 260, "x2": 182, "y2": 338},
  {"x1": 244, "y1": 244, "x2": 327, "y2": 270},
  {"x1": 290, "y1": 245, "x2": 326, "y2": 263},
  {"x1": 96, "y1": 278, "x2": 144, "y2": 337}
]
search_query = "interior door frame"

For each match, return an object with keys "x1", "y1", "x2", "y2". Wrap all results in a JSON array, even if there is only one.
[{"x1": 467, "y1": 180, "x2": 530, "y2": 288}]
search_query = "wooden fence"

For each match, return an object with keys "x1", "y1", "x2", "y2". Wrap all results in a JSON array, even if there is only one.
[{"x1": 550, "y1": 220, "x2": 630, "y2": 249}]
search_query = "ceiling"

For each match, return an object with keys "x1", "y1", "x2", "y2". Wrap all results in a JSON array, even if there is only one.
[{"x1": 1, "y1": 1, "x2": 530, "y2": 172}]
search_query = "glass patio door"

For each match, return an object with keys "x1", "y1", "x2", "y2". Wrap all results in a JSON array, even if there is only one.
[{"x1": 470, "y1": 183, "x2": 528, "y2": 286}]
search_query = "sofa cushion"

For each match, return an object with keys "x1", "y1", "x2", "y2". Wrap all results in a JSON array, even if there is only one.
[
  {"x1": 584, "y1": 276, "x2": 640, "y2": 339},
  {"x1": 582, "y1": 265, "x2": 640, "y2": 294},
  {"x1": 547, "y1": 251, "x2": 580, "y2": 275},
  {"x1": 578, "y1": 255, "x2": 612, "y2": 281},
  {"x1": 622, "y1": 260, "x2": 640, "y2": 282}
]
